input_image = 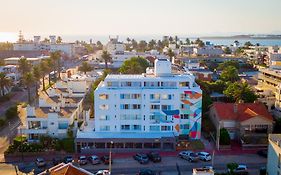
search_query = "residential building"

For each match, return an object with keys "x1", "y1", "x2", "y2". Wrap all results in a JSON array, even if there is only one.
[
  {"x1": 75, "y1": 58, "x2": 202, "y2": 152},
  {"x1": 106, "y1": 36, "x2": 125, "y2": 55},
  {"x1": 267, "y1": 134, "x2": 281, "y2": 175},
  {"x1": 0, "y1": 65, "x2": 19, "y2": 82},
  {"x1": 38, "y1": 163, "x2": 94, "y2": 175},
  {"x1": 193, "y1": 46, "x2": 223, "y2": 56},
  {"x1": 4, "y1": 56, "x2": 50, "y2": 66},
  {"x1": 184, "y1": 60, "x2": 213, "y2": 81},
  {"x1": 22, "y1": 79, "x2": 89, "y2": 141},
  {"x1": 13, "y1": 35, "x2": 75, "y2": 57},
  {"x1": 256, "y1": 68, "x2": 281, "y2": 113},
  {"x1": 210, "y1": 102, "x2": 273, "y2": 142}
]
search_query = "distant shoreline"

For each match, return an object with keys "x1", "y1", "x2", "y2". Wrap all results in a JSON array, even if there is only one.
[{"x1": 200, "y1": 35, "x2": 281, "y2": 40}]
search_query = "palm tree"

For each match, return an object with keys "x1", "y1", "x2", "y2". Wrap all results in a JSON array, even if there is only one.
[
  {"x1": 23, "y1": 72, "x2": 35, "y2": 104},
  {"x1": 32, "y1": 65, "x2": 41, "y2": 97},
  {"x1": 50, "y1": 51, "x2": 61, "y2": 80},
  {"x1": 101, "y1": 51, "x2": 112, "y2": 69},
  {"x1": 167, "y1": 49, "x2": 175, "y2": 62},
  {"x1": 46, "y1": 59, "x2": 53, "y2": 86},
  {"x1": 78, "y1": 62, "x2": 93, "y2": 74},
  {"x1": 40, "y1": 60, "x2": 49, "y2": 92},
  {"x1": 0, "y1": 73, "x2": 12, "y2": 96},
  {"x1": 18, "y1": 57, "x2": 31, "y2": 76}
]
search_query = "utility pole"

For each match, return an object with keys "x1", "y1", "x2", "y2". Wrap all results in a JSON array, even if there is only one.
[{"x1": 109, "y1": 141, "x2": 113, "y2": 175}]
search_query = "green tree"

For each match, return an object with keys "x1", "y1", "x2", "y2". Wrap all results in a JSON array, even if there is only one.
[
  {"x1": 185, "y1": 38, "x2": 190, "y2": 45},
  {"x1": 168, "y1": 36, "x2": 174, "y2": 43},
  {"x1": 101, "y1": 50, "x2": 112, "y2": 69},
  {"x1": 119, "y1": 57, "x2": 149, "y2": 74},
  {"x1": 148, "y1": 39, "x2": 156, "y2": 50},
  {"x1": 223, "y1": 82, "x2": 257, "y2": 103},
  {"x1": 18, "y1": 57, "x2": 31, "y2": 76},
  {"x1": 126, "y1": 37, "x2": 131, "y2": 44},
  {"x1": 50, "y1": 51, "x2": 61, "y2": 80},
  {"x1": 194, "y1": 38, "x2": 205, "y2": 47},
  {"x1": 234, "y1": 47, "x2": 244, "y2": 56},
  {"x1": 218, "y1": 60, "x2": 239, "y2": 70},
  {"x1": 138, "y1": 40, "x2": 147, "y2": 52},
  {"x1": 0, "y1": 42, "x2": 13, "y2": 51},
  {"x1": 32, "y1": 66, "x2": 41, "y2": 97},
  {"x1": 40, "y1": 60, "x2": 50, "y2": 92},
  {"x1": 23, "y1": 72, "x2": 35, "y2": 104},
  {"x1": 174, "y1": 35, "x2": 179, "y2": 48},
  {"x1": 78, "y1": 62, "x2": 93, "y2": 74},
  {"x1": 227, "y1": 162, "x2": 239, "y2": 174},
  {"x1": 223, "y1": 47, "x2": 232, "y2": 54},
  {"x1": 220, "y1": 128, "x2": 230, "y2": 145},
  {"x1": 167, "y1": 49, "x2": 175, "y2": 62},
  {"x1": 244, "y1": 41, "x2": 253, "y2": 47},
  {"x1": 0, "y1": 73, "x2": 12, "y2": 96},
  {"x1": 220, "y1": 66, "x2": 239, "y2": 82},
  {"x1": 131, "y1": 39, "x2": 138, "y2": 50},
  {"x1": 43, "y1": 38, "x2": 50, "y2": 43},
  {"x1": 56, "y1": 36, "x2": 62, "y2": 43},
  {"x1": 96, "y1": 41, "x2": 103, "y2": 50}
]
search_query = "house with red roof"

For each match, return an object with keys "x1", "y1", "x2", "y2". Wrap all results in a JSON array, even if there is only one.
[{"x1": 209, "y1": 102, "x2": 273, "y2": 141}]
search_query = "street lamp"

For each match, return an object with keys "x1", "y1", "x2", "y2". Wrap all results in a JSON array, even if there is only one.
[{"x1": 109, "y1": 141, "x2": 113, "y2": 175}]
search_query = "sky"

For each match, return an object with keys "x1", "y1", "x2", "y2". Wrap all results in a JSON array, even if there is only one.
[{"x1": 0, "y1": 0, "x2": 281, "y2": 42}]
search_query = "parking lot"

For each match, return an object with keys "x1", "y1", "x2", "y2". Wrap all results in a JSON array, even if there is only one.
[{"x1": 10, "y1": 153, "x2": 267, "y2": 175}]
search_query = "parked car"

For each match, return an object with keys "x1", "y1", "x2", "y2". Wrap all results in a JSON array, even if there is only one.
[
  {"x1": 197, "y1": 152, "x2": 212, "y2": 161},
  {"x1": 137, "y1": 169, "x2": 156, "y2": 175},
  {"x1": 78, "y1": 156, "x2": 87, "y2": 165},
  {"x1": 257, "y1": 149, "x2": 268, "y2": 158},
  {"x1": 147, "y1": 151, "x2": 161, "y2": 163},
  {"x1": 94, "y1": 170, "x2": 110, "y2": 175},
  {"x1": 259, "y1": 166, "x2": 266, "y2": 175},
  {"x1": 133, "y1": 153, "x2": 149, "y2": 164},
  {"x1": 52, "y1": 157, "x2": 63, "y2": 165},
  {"x1": 35, "y1": 158, "x2": 46, "y2": 167},
  {"x1": 228, "y1": 164, "x2": 248, "y2": 175},
  {"x1": 63, "y1": 156, "x2": 74, "y2": 163},
  {"x1": 178, "y1": 151, "x2": 199, "y2": 162},
  {"x1": 88, "y1": 155, "x2": 101, "y2": 165},
  {"x1": 101, "y1": 155, "x2": 112, "y2": 165}
]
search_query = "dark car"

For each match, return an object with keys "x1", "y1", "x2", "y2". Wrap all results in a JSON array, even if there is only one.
[
  {"x1": 147, "y1": 152, "x2": 161, "y2": 163},
  {"x1": 133, "y1": 153, "x2": 149, "y2": 164},
  {"x1": 63, "y1": 156, "x2": 74, "y2": 163},
  {"x1": 137, "y1": 169, "x2": 156, "y2": 175},
  {"x1": 52, "y1": 157, "x2": 63, "y2": 165},
  {"x1": 78, "y1": 156, "x2": 87, "y2": 165},
  {"x1": 101, "y1": 155, "x2": 112, "y2": 165},
  {"x1": 35, "y1": 158, "x2": 46, "y2": 167},
  {"x1": 257, "y1": 149, "x2": 268, "y2": 158}
]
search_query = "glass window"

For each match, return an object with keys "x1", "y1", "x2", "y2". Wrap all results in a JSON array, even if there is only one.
[
  {"x1": 161, "y1": 126, "x2": 171, "y2": 131},
  {"x1": 58, "y1": 122, "x2": 68, "y2": 129},
  {"x1": 150, "y1": 94, "x2": 160, "y2": 100},
  {"x1": 132, "y1": 94, "x2": 141, "y2": 99},
  {"x1": 179, "y1": 82, "x2": 190, "y2": 87},
  {"x1": 107, "y1": 81, "x2": 119, "y2": 87},
  {"x1": 132, "y1": 125, "x2": 141, "y2": 131},
  {"x1": 162, "y1": 105, "x2": 172, "y2": 110},
  {"x1": 150, "y1": 126, "x2": 160, "y2": 131},
  {"x1": 100, "y1": 125, "x2": 110, "y2": 131},
  {"x1": 99, "y1": 115, "x2": 110, "y2": 120},
  {"x1": 120, "y1": 104, "x2": 129, "y2": 109},
  {"x1": 162, "y1": 94, "x2": 172, "y2": 100},
  {"x1": 121, "y1": 125, "x2": 130, "y2": 130},
  {"x1": 150, "y1": 105, "x2": 160, "y2": 110},
  {"x1": 99, "y1": 94, "x2": 108, "y2": 100},
  {"x1": 180, "y1": 124, "x2": 189, "y2": 129},
  {"x1": 125, "y1": 143, "x2": 133, "y2": 148},
  {"x1": 132, "y1": 104, "x2": 141, "y2": 109},
  {"x1": 180, "y1": 114, "x2": 189, "y2": 119},
  {"x1": 99, "y1": 104, "x2": 109, "y2": 110},
  {"x1": 134, "y1": 143, "x2": 142, "y2": 148},
  {"x1": 120, "y1": 94, "x2": 130, "y2": 99}
]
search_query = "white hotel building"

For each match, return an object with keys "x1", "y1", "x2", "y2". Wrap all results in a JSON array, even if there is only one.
[{"x1": 76, "y1": 59, "x2": 202, "y2": 152}]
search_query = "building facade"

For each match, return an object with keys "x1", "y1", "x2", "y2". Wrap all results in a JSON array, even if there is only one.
[
  {"x1": 267, "y1": 134, "x2": 281, "y2": 175},
  {"x1": 75, "y1": 59, "x2": 202, "y2": 152}
]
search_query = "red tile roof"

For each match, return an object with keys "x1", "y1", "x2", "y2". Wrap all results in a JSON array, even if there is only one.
[
  {"x1": 38, "y1": 163, "x2": 93, "y2": 175},
  {"x1": 212, "y1": 102, "x2": 273, "y2": 122}
]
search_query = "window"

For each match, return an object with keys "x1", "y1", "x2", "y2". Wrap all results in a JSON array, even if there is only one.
[
  {"x1": 132, "y1": 104, "x2": 141, "y2": 109},
  {"x1": 179, "y1": 82, "x2": 190, "y2": 87},
  {"x1": 99, "y1": 115, "x2": 110, "y2": 120},
  {"x1": 121, "y1": 125, "x2": 130, "y2": 130},
  {"x1": 150, "y1": 94, "x2": 160, "y2": 100},
  {"x1": 58, "y1": 122, "x2": 68, "y2": 129},
  {"x1": 121, "y1": 81, "x2": 132, "y2": 87},
  {"x1": 161, "y1": 126, "x2": 171, "y2": 131},
  {"x1": 162, "y1": 94, "x2": 172, "y2": 100},
  {"x1": 120, "y1": 104, "x2": 129, "y2": 109},
  {"x1": 180, "y1": 114, "x2": 189, "y2": 119},
  {"x1": 162, "y1": 105, "x2": 172, "y2": 110},
  {"x1": 180, "y1": 124, "x2": 189, "y2": 130},
  {"x1": 132, "y1": 125, "x2": 141, "y2": 131},
  {"x1": 120, "y1": 94, "x2": 130, "y2": 99},
  {"x1": 99, "y1": 94, "x2": 108, "y2": 100},
  {"x1": 150, "y1": 126, "x2": 160, "y2": 131},
  {"x1": 161, "y1": 81, "x2": 176, "y2": 87},
  {"x1": 99, "y1": 104, "x2": 109, "y2": 110},
  {"x1": 132, "y1": 94, "x2": 141, "y2": 99},
  {"x1": 120, "y1": 114, "x2": 141, "y2": 120},
  {"x1": 107, "y1": 81, "x2": 119, "y2": 87},
  {"x1": 150, "y1": 105, "x2": 160, "y2": 110},
  {"x1": 100, "y1": 125, "x2": 110, "y2": 131}
]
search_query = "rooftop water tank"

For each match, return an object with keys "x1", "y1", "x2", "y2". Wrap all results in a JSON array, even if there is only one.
[{"x1": 154, "y1": 58, "x2": 171, "y2": 77}]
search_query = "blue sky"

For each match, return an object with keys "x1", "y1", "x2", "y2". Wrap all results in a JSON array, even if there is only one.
[{"x1": 0, "y1": 0, "x2": 281, "y2": 38}]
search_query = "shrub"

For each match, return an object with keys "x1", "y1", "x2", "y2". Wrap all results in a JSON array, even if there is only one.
[
  {"x1": 227, "y1": 162, "x2": 238, "y2": 174},
  {"x1": 5, "y1": 106, "x2": 18, "y2": 119},
  {"x1": 61, "y1": 138, "x2": 74, "y2": 153},
  {"x1": 0, "y1": 118, "x2": 6, "y2": 127},
  {"x1": 220, "y1": 128, "x2": 231, "y2": 145}
]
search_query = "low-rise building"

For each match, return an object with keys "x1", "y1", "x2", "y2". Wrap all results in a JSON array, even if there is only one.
[
  {"x1": 267, "y1": 134, "x2": 281, "y2": 175},
  {"x1": 22, "y1": 79, "x2": 89, "y2": 141},
  {"x1": 38, "y1": 163, "x2": 94, "y2": 175},
  {"x1": 210, "y1": 102, "x2": 273, "y2": 142},
  {"x1": 193, "y1": 46, "x2": 223, "y2": 57},
  {"x1": 4, "y1": 56, "x2": 50, "y2": 66}
]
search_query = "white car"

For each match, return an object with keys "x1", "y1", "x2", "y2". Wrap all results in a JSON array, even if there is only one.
[
  {"x1": 228, "y1": 164, "x2": 248, "y2": 174},
  {"x1": 94, "y1": 170, "x2": 110, "y2": 175},
  {"x1": 197, "y1": 152, "x2": 212, "y2": 161},
  {"x1": 88, "y1": 155, "x2": 101, "y2": 165}
]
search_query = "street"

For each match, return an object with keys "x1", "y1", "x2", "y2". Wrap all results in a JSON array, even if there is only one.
[{"x1": 1, "y1": 153, "x2": 266, "y2": 175}]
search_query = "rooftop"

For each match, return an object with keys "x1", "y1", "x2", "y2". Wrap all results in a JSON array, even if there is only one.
[
  {"x1": 105, "y1": 73, "x2": 194, "y2": 81},
  {"x1": 269, "y1": 134, "x2": 281, "y2": 148},
  {"x1": 38, "y1": 163, "x2": 93, "y2": 175},
  {"x1": 32, "y1": 107, "x2": 77, "y2": 118},
  {"x1": 212, "y1": 102, "x2": 273, "y2": 122}
]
